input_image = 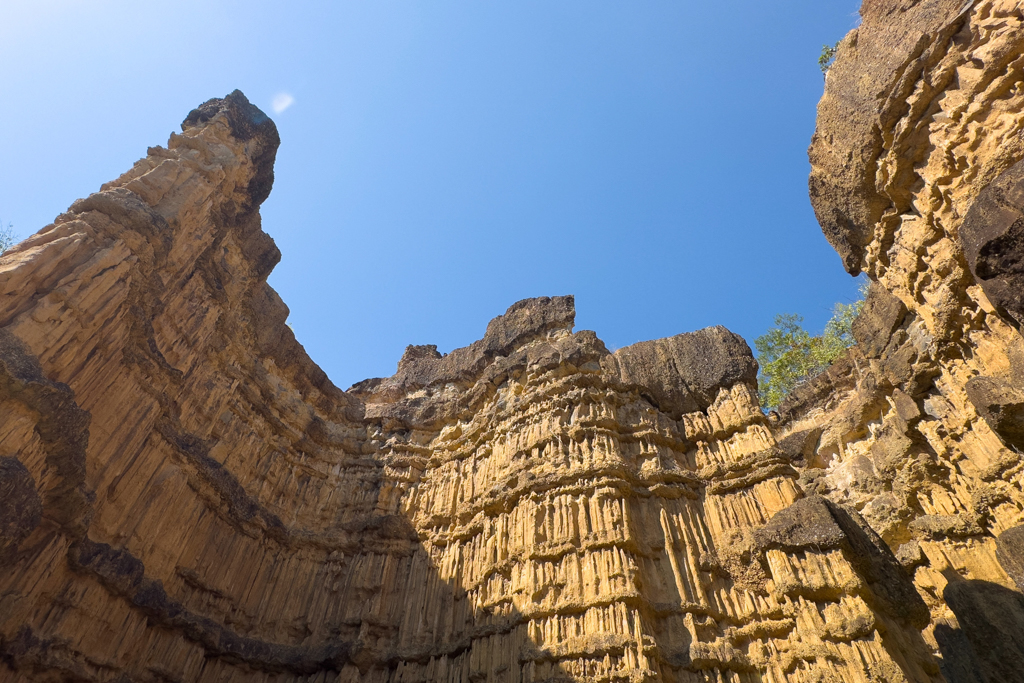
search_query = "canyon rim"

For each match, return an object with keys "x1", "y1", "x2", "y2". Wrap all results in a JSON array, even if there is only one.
[{"x1": 4, "y1": 0, "x2": 1024, "y2": 682}]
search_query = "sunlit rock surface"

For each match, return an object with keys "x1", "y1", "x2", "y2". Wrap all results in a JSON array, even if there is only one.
[
  {"x1": 5, "y1": 1, "x2": 1024, "y2": 678},
  {"x1": 799, "y1": 0, "x2": 1024, "y2": 679}
]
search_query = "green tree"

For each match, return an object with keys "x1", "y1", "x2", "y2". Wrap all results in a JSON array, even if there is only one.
[
  {"x1": 755, "y1": 285, "x2": 865, "y2": 411},
  {"x1": 819, "y1": 42, "x2": 839, "y2": 74}
]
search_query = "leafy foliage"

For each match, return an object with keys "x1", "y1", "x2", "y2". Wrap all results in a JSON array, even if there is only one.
[
  {"x1": 818, "y1": 42, "x2": 839, "y2": 74},
  {"x1": 0, "y1": 221, "x2": 15, "y2": 254},
  {"x1": 755, "y1": 285, "x2": 865, "y2": 411}
]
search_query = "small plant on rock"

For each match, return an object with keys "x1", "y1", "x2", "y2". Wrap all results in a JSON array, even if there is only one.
[
  {"x1": 818, "y1": 42, "x2": 839, "y2": 75},
  {"x1": 0, "y1": 221, "x2": 15, "y2": 254}
]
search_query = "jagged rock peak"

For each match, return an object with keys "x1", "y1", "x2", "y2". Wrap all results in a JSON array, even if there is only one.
[
  {"x1": 350, "y1": 295, "x2": 577, "y2": 396},
  {"x1": 350, "y1": 292, "x2": 758, "y2": 429},
  {"x1": 182, "y1": 89, "x2": 281, "y2": 210}
]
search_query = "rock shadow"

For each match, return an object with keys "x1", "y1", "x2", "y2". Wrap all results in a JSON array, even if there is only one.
[
  {"x1": 934, "y1": 571, "x2": 1024, "y2": 683},
  {"x1": 357, "y1": 513, "x2": 576, "y2": 683}
]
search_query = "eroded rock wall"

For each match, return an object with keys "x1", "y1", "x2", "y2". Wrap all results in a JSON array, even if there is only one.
[
  {"x1": 0, "y1": 89, "x2": 947, "y2": 683},
  {"x1": 7, "y1": 1, "x2": 1024, "y2": 676},
  {"x1": 798, "y1": 0, "x2": 1024, "y2": 679},
  {"x1": 354, "y1": 314, "x2": 938, "y2": 682}
]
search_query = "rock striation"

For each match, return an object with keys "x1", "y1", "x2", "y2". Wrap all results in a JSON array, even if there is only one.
[
  {"x1": 798, "y1": 0, "x2": 1024, "y2": 679},
  {"x1": 4, "y1": 0, "x2": 1024, "y2": 678}
]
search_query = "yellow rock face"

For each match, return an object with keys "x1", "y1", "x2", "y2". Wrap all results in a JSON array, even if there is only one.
[
  {"x1": 802, "y1": 0, "x2": 1024, "y2": 679},
  {"x1": 4, "y1": 0, "x2": 1024, "y2": 677}
]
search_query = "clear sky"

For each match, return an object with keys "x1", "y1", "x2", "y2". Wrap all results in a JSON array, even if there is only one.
[{"x1": 1, "y1": 0, "x2": 863, "y2": 389}]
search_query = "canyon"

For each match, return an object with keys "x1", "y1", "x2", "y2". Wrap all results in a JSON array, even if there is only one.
[{"x1": 3, "y1": 0, "x2": 1024, "y2": 681}]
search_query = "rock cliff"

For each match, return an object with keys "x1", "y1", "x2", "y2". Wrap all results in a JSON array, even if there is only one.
[
  {"x1": 3, "y1": 1, "x2": 1024, "y2": 680},
  {"x1": 798, "y1": 0, "x2": 1024, "y2": 679}
]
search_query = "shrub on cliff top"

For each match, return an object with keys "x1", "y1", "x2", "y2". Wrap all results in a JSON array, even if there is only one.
[
  {"x1": 755, "y1": 283, "x2": 865, "y2": 411},
  {"x1": 0, "y1": 221, "x2": 15, "y2": 254}
]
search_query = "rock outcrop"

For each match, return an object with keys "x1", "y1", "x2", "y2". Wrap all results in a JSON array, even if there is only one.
[
  {"x1": 796, "y1": 0, "x2": 1024, "y2": 679},
  {"x1": 4, "y1": 0, "x2": 1024, "y2": 678}
]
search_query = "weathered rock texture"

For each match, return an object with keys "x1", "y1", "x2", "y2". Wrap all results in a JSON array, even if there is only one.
[
  {"x1": 797, "y1": 0, "x2": 1024, "y2": 679},
  {"x1": 0, "y1": 90, "x2": 934, "y2": 683},
  {"x1": 4, "y1": 1, "x2": 1024, "y2": 677}
]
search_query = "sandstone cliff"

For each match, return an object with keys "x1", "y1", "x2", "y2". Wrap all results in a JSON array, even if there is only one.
[
  {"x1": 3, "y1": 0, "x2": 1024, "y2": 680},
  {"x1": 795, "y1": 0, "x2": 1024, "y2": 679}
]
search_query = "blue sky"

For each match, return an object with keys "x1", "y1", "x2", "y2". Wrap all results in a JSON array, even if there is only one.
[{"x1": 1, "y1": 0, "x2": 862, "y2": 389}]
